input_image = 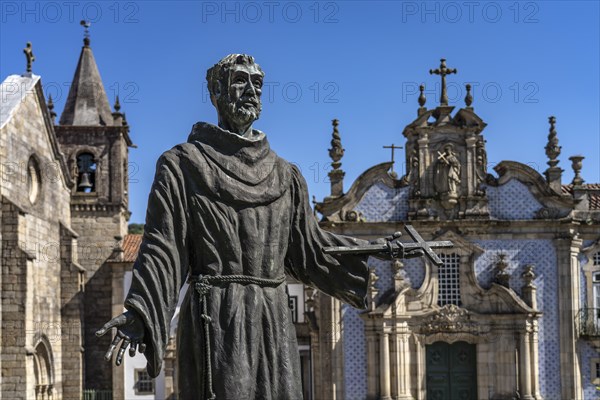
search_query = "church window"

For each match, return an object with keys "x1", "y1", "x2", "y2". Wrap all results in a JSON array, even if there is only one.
[
  {"x1": 135, "y1": 369, "x2": 154, "y2": 394},
  {"x1": 27, "y1": 156, "x2": 41, "y2": 204},
  {"x1": 592, "y1": 358, "x2": 600, "y2": 385},
  {"x1": 76, "y1": 153, "x2": 96, "y2": 193},
  {"x1": 593, "y1": 272, "x2": 600, "y2": 312},
  {"x1": 289, "y1": 295, "x2": 299, "y2": 323},
  {"x1": 438, "y1": 253, "x2": 461, "y2": 306}
]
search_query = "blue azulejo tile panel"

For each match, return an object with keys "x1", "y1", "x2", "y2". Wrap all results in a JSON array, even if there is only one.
[
  {"x1": 474, "y1": 239, "x2": 560, "y2": 398},
  {"x1": 355, "y1": 182, "x2": 410, "y2": 222},
  {"x1": 485, "y1": 179, "x2": 542, "y2": 220},
  {"x1": 343, "y1": 303, "x2": 367, "y2": 400},
  {"x1": 579, "y1": 340, "x2": 600, "y2": 400},
  {"x1": 403, "y1": 257, "x2": 426, "y2": 289}
]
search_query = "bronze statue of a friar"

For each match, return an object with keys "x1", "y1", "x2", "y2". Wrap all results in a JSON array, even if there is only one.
[{"x1": 96, "y1": 54, "x2": 452, "y2": 400}]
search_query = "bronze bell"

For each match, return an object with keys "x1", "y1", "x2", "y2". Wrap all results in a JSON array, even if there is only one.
[{"x1": 78, "y1": 172, "x2": 93, "y2": 190}]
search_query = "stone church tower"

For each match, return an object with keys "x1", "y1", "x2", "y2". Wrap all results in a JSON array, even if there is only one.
[{"x1": 54, "y1": 35, "x2": 135, "y2": 394}]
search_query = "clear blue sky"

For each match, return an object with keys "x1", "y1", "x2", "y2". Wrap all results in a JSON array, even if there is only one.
[{"x1": 2, "y1": 1, "x2": 599, "y2": 224}]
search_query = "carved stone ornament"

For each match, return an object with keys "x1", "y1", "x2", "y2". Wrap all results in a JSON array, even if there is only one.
[
  {"x1": 421, "y1": 304, "x2": 480, "y2": 335},
  {"x1": 342, "y1": 209, "x2": 365, "y2": 222},
  {"x1": 535, "y1": 206, "x2": 562, "y2": 219}
]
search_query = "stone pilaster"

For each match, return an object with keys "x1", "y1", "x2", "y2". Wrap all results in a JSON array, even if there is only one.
[
  {"x1": 519, "y1": 322, "x2": 534, "y2": 400},
  {"x1": 417, "y1": 132, "x2": 430, "y2": 197},
  {"x1": 465, "y1": 132, "x2": 477, "y2": 197},
  {"x1": 379, "y1": 329, "x2": 392, "y2": 400},
  {"x1": 530, "y1": 320, "x2": 542, "y2": 399},
  {"x1": 317, "y1": 293, "x2": 345, "y2": 400},
  {"x1": 392, "y1": 322, "x2": 412, "y2": 400},
  {"x1": 60, "y1": 223, "x2": 84, "y2": 400},
  {"x1": 554, "y1": 234, "x2": 583, "y2": 400},
  {"x1": 365, "y1": 322, "x2": 380, "y2": 400}
]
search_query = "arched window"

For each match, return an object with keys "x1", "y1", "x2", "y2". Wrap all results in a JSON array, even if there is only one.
[
  {"x1": 27, "y1": 156, "x2": 41, "y2": 204},
  {"x1": 76, "y1": 153, "x2": 96, "y2": 193},
  {"x1": 438, "y1": 253, "x2": 461, "y2": 306},
  {"x1": 33, "y1": 340, "x2": 53, "y2": 400}
]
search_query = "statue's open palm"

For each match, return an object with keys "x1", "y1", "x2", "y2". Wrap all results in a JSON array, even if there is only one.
[{"x1": 95, "y1": 310, "x2": 145, "y2": 366}]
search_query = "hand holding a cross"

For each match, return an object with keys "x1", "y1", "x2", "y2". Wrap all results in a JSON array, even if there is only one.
[{"x1": 323, "y1": 225, "x2": 453, "y2": 266}]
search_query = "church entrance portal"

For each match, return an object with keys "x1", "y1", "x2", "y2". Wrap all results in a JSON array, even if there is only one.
[{"x1": 426, "y1": 341, "x2": 477, "y2": 400}]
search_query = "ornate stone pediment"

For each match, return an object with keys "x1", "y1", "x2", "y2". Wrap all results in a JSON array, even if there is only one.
[
  {"x1": 420, "y1": 304, "x2": 480, "y2": 335},
  {"x1": 315, "y1": 162, "x2": 405, "y2": 222}
]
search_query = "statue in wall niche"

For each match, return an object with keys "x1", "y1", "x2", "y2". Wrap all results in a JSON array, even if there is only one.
[
  {"x1": 95, "y1": 54, "x2": 451, "y2": 400},
  {"x1": 434, "y1": 144, "x2": 461, "y2": 201}
]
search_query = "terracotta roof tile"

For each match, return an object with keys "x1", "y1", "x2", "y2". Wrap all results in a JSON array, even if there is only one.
[
  {"x1": 562, "y1": 184, "x2": 600, "y2": 209},
  {"x1": 122, "y1": 234, "x2": 142, "y2": 262},
  {"x1": 590, "y1": 193, "x2": 600, "y2": 210}
]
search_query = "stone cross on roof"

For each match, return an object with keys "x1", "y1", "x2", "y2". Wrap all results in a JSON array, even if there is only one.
[
  {"x1": 23, "y1": 42, "x2": 35, "y2": 74},
  {"x1": 429, "y1": 58, "x2": 457, "y2": 106},
  {"x1": 383, "y1": 143, "x2": 403, "y2": 178}
]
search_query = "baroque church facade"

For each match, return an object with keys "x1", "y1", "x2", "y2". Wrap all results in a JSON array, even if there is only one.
[
  {"x1": 1, "y1": 33, "x2": 600, "y2": 400},
  {"x1": 309, "y1": 68, "x2": 600, "y2": 399}
]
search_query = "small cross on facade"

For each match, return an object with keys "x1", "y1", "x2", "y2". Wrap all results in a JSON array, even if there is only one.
[
  {"x1": 383, "y1": 144, "x2": 403, "y2": 177},
  {"x1": 429, "y1": 58, "x2": 457, "y2": 106}
]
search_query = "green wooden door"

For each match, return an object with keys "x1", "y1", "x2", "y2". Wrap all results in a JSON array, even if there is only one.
[{"x1": 426, "y1": 341, "x2": 477, "y2": 400}]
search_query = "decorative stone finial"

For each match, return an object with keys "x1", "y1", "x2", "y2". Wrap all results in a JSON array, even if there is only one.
[
  {"x1": 494, "y1": 254, "x2": 510, "y2": 288},
  {"x1": 545, "y1": 116, "x2": 561, "y2": 168},
  {"x1": 521, "y1": 264, "x2": 537, "y2": 309},
  {"x1": 393, "y1": 258, "x2": 408, "y2": 290},
  {"x1": 569, "y1": 155, "x2": 585, "y2": 186},
  {"x1": 369, "y1": 267, "x2": 379, "y2": 289},
  {"x1": 465, "y1": 84, "x2": 473, "y2": 108},
  {"x1": 47, "y1": 95, "x2": 57, "y2": 123},
  {"x1": 418, "y1": 84, "x2": 426, "y2": 106},
  {"x1": 429, "y1": 58, "x2": 457, "y2": 106},
  {"x1": 112, "y1": 96, "x2": 124, "y2": 126},
  {"x1": 522, "y1": 264, "x2": 536, "y2": 287},
  {"x1": 80, "y1": 20, "x2": 91, "y2": 46},
  {"x1": 367, "y1": 267, "x2": 379, "y2": 310},
  {"x1": 23, "y1": 42, "x2": 35, "y2": 74},
  {"x1": 327, "y1": 119, "x2": 345, "y2": 197}
]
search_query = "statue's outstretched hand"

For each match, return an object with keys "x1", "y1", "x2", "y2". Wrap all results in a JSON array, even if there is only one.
[
  {"x1": 369, "y1": 232, "x2": 402, "y2": 260},
  {"x1": 95, "y1": 309, "x2": 145, "y2": 366},
  {"x1": 370, "y1": 232, "x2": 425, "y2": 260}
]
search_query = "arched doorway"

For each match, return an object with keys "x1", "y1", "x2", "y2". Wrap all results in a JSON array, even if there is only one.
[
  {"x1": 33, "y1": 340, "x2": 54, "y2": 400},
  {"x1": 426, "y1": 341, "x2": 476, "y2": 400}
]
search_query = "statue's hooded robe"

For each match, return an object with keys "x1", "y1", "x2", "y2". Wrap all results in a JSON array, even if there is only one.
[{"x1": 124, "y1": 122, "x2": 370, "y2": 400}]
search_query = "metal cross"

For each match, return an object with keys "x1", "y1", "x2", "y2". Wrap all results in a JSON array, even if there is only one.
[
  {"x1": 80, "y1": 20, "x2": 91, "y2": 39},
  {"x1": 322, "y1": 224, "x2": 453, "y2": 266},
  {"x1": 383, "y1": 144, "x2": 403, "y2": 176},
  {"x1": 429, "y1": 58, "x2": 457, "y2": 106},
  {"x1": 23, "y1": 42, "x2": 35, "y2": 74}
]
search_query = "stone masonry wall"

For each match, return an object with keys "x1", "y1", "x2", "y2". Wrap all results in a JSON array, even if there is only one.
[{"x1": 0, "y1": 80, "x2": 73, "y2": 399}]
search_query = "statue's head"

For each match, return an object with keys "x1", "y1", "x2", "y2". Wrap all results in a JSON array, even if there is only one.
[{"x1": 206, "y1": 54, "x2": 264, "y2": 135}]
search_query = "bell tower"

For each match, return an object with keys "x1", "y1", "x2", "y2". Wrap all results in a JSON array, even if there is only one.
[
  {"x1": 54, "y1": 27, "x2": 135, "y2": 393},
  {"x1": 403, "y1": 59, "x2": 489, "y2": 220}
]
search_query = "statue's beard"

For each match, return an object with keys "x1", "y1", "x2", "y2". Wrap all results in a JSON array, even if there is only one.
[{"x1": 218, "y1": 95, "x2": 262, "y2": 130}]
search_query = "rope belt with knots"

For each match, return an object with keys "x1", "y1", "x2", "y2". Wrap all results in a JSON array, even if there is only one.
[{"x1": 187, "y1": 273, "x2": 287, "y2": 400}]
